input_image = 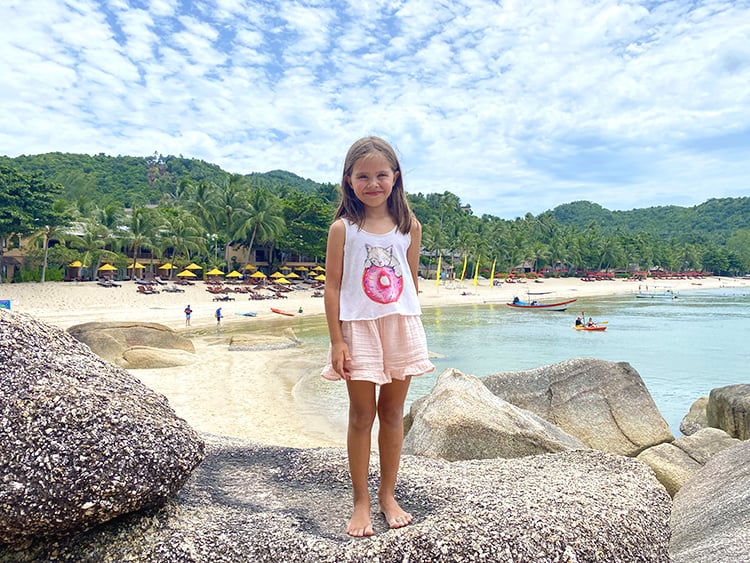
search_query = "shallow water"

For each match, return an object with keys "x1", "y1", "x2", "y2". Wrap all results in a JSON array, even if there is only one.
[{"x1": 237, "y1": 287, "x2": 750, "y2": 437}]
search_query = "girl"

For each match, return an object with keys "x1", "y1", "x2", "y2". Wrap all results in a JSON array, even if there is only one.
[{"x1": 322, "y1": 136, "x2": 434, "y2": 537}]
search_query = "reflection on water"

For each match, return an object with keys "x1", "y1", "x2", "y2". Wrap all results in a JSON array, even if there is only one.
[{"x1": 252, "y1": 288, "x2": 750, "y2": 437}]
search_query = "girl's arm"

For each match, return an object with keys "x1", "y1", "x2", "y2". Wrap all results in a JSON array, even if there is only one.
[
  {"x1": 407, "y1": 218, "x2": 422, "y2": 293},
  {"x1": 323, "y1": 219, "x2": 351, "y2": 379}
]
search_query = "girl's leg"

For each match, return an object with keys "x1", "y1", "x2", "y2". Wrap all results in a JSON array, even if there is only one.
[
  {"x1": 376, "y1": 376, "x2": 413, "y2": 529},
  {"x1": 346, "y1": 380, "x2": 377, "y2": 537}
]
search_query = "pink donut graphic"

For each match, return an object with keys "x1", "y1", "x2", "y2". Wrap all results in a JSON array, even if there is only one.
[{"x1": 362, "y1": 265, "x2": 403, "y2": 304}]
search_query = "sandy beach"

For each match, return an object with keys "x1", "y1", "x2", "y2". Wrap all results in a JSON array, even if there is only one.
[{"x1": 3, "y1": 275, "x2": 745, "y2": 449}]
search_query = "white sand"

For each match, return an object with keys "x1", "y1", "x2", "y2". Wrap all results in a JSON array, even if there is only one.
[{"x1": 2, "y1": 275, "x2": 745, "y2": 448}]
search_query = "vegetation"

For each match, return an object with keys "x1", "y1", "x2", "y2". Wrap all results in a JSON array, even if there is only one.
[{"x1": 1, "y1": 152, "x2": 748, "y2": 283}]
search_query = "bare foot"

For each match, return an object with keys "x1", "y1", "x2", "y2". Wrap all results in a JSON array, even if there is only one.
[
  {"x1": 379, "y1": 496, "x2": 413, "y2": 529},
  {"x1": 347, "y1": 502, "x2": 374, "y2": 537}
]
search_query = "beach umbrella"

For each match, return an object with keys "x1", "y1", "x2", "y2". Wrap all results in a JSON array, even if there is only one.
[
  {"x1": 250, "y1": 271, "x2": 266, "y2": 278},
  {"x1": 294, "y1": 266, "x2": 309, "y2": 271},
  {"x1": 98, "y1": 264, "x2": 117, "y2": 271},
  {"x1": 127, "y1": 262, "x2": 146, "y2": 269},
  {"x1": 226, "y1": 270, "x2": 242, "y2": 278},
  {"x1": 275, "y1": 277, "x2": 290, "y2": 284},
  {"x1": 158, "y1": 263, "x2": 176, "y2": 270},
  {"x1": 285, "y1": 271, "x2": 300, "y2": 279},
  {"x1": 312, "y1": 265, "x2": 325, "y2": 271},
  {"x1": 186, "y1": 263, "x2": 203, "y2": 270},
  {"x1": 176, "y1": 269, "x2": 197, "y2": 278},
  {"x1": 270, "y1": 271, "x2": 285, "y2": 278},
  {"x1": 315, "y1": 274, "x2": 326, "y2": 281},
  {"x1": 243, "y1": 264, "x2": 257, "y2": 271},
  {"x1": 281, "y1": 266, "x2": 292, "y2": 272},
  {"x1": 68, "y1": 260, "x2": 83, "y2": 267},
  {"x1": 206, "y1": 268, "x2": 225, "y2": 276}
]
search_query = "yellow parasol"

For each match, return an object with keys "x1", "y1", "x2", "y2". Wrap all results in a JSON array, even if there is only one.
[
  {"x1": 275, "y1": 277, "x2": 290, "y2": 284},
  {"x1": 312, "y1": 265, "x2": 325, "y2": 271},
  {"x1": 285, "y1": 271, "x2": 300, "y2": 279},
  {"x1": 98, "y1": 264, "x2": 117, "y2": 271},
  {"x1": 68, "y1": 260, "x2": 83, "y2": 267},
  {"x1": 176, "y1": 269, "x2": 197, "y2": 278},
  {"x1": 270, "y1": 271, "x2": 285, "y2": 278},
  {"x1": 158, "y1": 263, "x2": 176, "y2": 270},
  {"x1": 294, "y1": 265, "x2": 309, "y2": 271},
  {"x1": 206, "y1": 268, "x2": 225, "y2": 276},
  {"x1": 226, "y1": 270, "x2": 242, "y2": 278},
  {"x1": 127, "y1": 262, "x2": 146, "y2": 269},
  {"x1": 186, "y1": 263, "x2": 203, "y2": 270},
  {"x1": 243, "y1": 264, "x2": 257, "y2": 271},
  {"x1": 315, "y1": 274, "x2": 326, "y2": 281},
  {"x1": 250, "y1": 271, "x2": 267, "y2": 278}
]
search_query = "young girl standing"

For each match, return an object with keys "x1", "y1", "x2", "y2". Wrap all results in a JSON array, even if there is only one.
[{"x1": 322, "y1": 136, "x2": 434, "y2": 537}]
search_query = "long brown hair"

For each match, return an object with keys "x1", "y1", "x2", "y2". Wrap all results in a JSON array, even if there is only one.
[{"x1": 334, "y1": 136, "x2": 413, "y2": 234}]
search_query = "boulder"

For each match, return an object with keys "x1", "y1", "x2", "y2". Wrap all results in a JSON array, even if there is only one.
[
  {"x1": 1, "y1": 436, "x2": 672, "y2": 562},
  {"x1": 636, "y1": 428, "x2": 740, "y2": 497},
  {"x1": 706, "y1": 384, "x2": 750, "y2": 440},
  {"x1": 67, "y1": 321, "x2": 195, "y2": 367},
  {"x1": 121, "y1": 346, "x2": 198, "y2": 369},
  {"x1": 0, "y1": 311, "x2": 205, "y2": 544},
  {"x1": 670, "y1": 440, "x2": 750, "y2": 562},
  {"x1": 403, "y1": 369, "x2": 587, "y2": 461},
  {"x1": 482, "y1": 358, "x2": 674, "y2": 456},
  {"x1": 679, "y1": 396, "x2": 708, "y2": 436}
]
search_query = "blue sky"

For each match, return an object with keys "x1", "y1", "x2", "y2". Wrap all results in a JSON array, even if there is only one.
[{"x1": 1, "y1": 0, "x2": 748, "y2": 219}]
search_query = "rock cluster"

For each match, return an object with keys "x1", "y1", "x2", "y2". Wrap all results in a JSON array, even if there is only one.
[
  {"x1": 2, "y1": 436, "x2": 672, "y2": 562},
  {"x1": 0, "y1": 311, "x2": 205, "y2": 544}
]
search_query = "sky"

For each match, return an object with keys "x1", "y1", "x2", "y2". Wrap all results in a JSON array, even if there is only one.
[{"x1": 1, "y1": 1, "x2": 748, "y2": 219}]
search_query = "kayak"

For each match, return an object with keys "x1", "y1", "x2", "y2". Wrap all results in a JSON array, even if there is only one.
[
  {"x1": 507, "y1": 298, "x2": 577, "y2": 311},
  {"x1": 271, "y1": 307, "x2": 295, "y2": 317},
  {"x1": 574, "y1": 325, "x2": 607, "y2": 331}
]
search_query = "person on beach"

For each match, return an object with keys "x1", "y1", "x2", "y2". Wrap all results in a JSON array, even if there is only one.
[
  {"x1": 321, "y1": 136, "x2": 435, "y2": 537},
  {"x1": 184, "y1": 304, "x2": 192, "y2": 326},
  {"x1": 215, "y1": 307, "x2": 222, "y2": 327}
]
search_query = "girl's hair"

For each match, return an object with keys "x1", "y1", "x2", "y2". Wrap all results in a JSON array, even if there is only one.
[{"x1": 334, "y1": 136, "x2": 413, "y2": 234}]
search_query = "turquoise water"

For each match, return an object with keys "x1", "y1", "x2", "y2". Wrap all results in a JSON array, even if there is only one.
[{"x1": 256, "y1": 287, "x2": 750, "y2": 437}]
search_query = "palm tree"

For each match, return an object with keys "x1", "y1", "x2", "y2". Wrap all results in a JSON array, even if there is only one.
[
  {"x1": 235, "y1": 188, "x2": 286, "y2": 266},
  {"x1": 124, "y1": 206, "x2": 161, "y2": 279}
]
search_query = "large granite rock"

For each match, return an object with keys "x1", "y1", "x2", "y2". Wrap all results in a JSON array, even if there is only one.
[
  {"x1": 67, "y1": 321, "x2": 195, "y2": 368},
  {"x1": 1, "y1": 436, "x2": 672, "y2": 562},
  {"x1": 670, "y1": 440, "x2": 750, "y2": 562},
  {"x1": 706, "y1": 384, "x2": 750, "y2": 440},
  {"x1": 403, "y1": 369, "x2": 586, "y2": 460},
  {"x1": 637, "y1": 427, "x2": 740, "y2": 497},
  {"x1": 0, "y1": 311, "x2": 205, "y2": 544},
  {"x1": 483, "y1": 358, "x2": 674, "y2": 456}
]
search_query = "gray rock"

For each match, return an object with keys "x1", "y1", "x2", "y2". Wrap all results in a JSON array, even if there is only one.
[
  {"x1": 679, "y1": 396, "x2": 708, "y2": 436},
  {"x1": 67, "y1": 321, "x2": 195, "y2": 367},
  {"x1": 403, "y1": 368, "x2": 587, "y2": 460},
  {"x1": 121, "y1": 345, "x2": 198, "y2": 369},
  {"x1": 483, "y1": 358, "x2": 674, "y2": 456},
  {"x1": 0, "y1": 311, "x2": 205, "y2": 544},
  {"x1": 2, "y1": 436, "x2": 672, "y2": 562},
  {"x1": 637, "y1": 427, "x2": 741, "y2": 497},
  {"x1": 670, "y1": 440, "x2": 750, "y2": 562},
  {"x1": 706, "y1": 384, "x2": 750, "y2": 440}
]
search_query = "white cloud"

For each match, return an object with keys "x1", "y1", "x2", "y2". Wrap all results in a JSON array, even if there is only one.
[{"x1": 0, "y1": 0, "x2": 748, "y2": 219}]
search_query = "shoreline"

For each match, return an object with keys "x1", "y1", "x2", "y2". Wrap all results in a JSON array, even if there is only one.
[{"x1": 3, "y1": 275, "x2": 747, "y2": 448}]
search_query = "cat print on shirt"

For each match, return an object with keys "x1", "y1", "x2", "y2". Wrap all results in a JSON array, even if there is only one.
[{"x1": 361, "y1": 244, "x2": 404, "y2": 304}]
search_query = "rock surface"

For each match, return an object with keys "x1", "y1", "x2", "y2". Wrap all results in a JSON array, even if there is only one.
[
  {"x1": 482, "y1": 358, "x2": 674, "y2": 456},
  {"x1": 679, "y1": 396, "x2": 708, "y2": 435},
  {"x1": 1, "y1": 436, "x2": 672, "y2": 562},
  {"x1": 0, "y1": 311, "x2": 205, "y2": 544},
  {"x1": 706, "y1": 384, "x2": 750, "y2": 440},
  {"x1": 403, "y1": 369, "x2": 587, "y2": 460},
  {"x1": 670, "y1": 440, "x2": 750, "y2": 562},
  {"x1": 67, "y1": 321, "x2": 195, "y2": 367}
]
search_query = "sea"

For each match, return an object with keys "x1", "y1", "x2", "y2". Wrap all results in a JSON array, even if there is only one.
[{"x1": 253, "y1": 286, "x2": 750, "y2": 437}]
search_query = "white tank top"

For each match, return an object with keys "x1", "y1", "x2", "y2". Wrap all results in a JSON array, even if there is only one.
[{"x1": 338, "y1": 219, "x2": 422, "y2": 321}]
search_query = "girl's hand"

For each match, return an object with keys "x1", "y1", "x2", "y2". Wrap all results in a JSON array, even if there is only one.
[{"x1": 331, "y1": 341, "x2": 352, "y2": 380}]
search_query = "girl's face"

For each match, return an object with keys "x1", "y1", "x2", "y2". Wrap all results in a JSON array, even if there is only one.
[{"x1": 348, "y1": 153, "x2": 399, "y2": 210}]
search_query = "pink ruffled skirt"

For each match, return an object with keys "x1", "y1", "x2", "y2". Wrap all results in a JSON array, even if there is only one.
[{"x1": 321, "y1": 314, "x2": 435, "y2": 385}]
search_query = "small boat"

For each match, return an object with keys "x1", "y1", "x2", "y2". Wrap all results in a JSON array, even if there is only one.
[
  {"x1": 574, "y1": 325, "x2": 607, "y2": 331},
  {"x1": 635, "y1": 290, "x2": 678, "y2": 299},
  {"x1": 507, "y1": 297, "x2": 577, "y2": 311},
  {"x1": 271, "y1": 307, "x2": 295, "y2": 317}
]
